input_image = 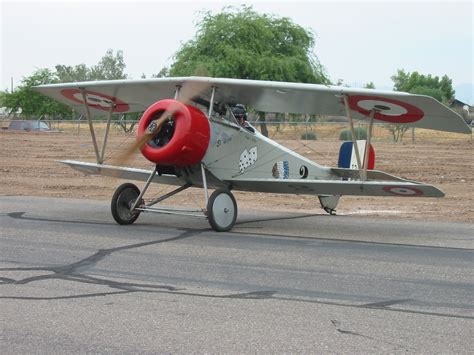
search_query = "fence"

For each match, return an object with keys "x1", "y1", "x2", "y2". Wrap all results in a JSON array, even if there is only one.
[{"x1": 1, "y1": 118, "x2": 472, "y2": 142}]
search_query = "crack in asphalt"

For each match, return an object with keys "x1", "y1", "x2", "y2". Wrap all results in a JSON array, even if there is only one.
[
  {"x1": 231, "y1": 230, "x2": 474, "y2": 251},
  {"x1": 363, "y1": 299, "x2": 413, "y2": 308},
  {"x1": 2, "y1": 290, "x2": 135, "y2": 301},
  {"x1": 330, "y1": 319, "x2": 415, "y2": 352},
  {"x1": 0, "y1": 228, "x2": 203, "y2": 296},
  {"x1": 235, "y1": 213, "x2": 323, "y2": 226},
  {"x1": 7, "y1": 211, "x2": 114, "y2": 226}
]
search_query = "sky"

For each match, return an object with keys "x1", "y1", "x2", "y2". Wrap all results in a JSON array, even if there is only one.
[{"x1": 1, "y1": 0, "x2": 473, "y2": 103}]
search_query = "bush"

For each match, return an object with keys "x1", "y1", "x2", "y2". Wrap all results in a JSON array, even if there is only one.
[
  {"x1": 339, "y1": 127, "x2": 367, "y2": 140},
  {"x1": 301, "y1": 132, "x2": 317, "y2": 140}
]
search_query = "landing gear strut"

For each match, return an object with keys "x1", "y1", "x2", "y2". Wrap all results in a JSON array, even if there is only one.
[{"x1": 109, "y1": 165, "x2": 238, "y2": 232}]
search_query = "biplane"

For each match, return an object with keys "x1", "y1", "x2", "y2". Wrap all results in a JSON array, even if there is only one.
[{"x1": 34, "y1": 77, "x2": 471, "y2": 231}]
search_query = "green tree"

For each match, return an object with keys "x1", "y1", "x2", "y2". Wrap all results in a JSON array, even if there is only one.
[
  {"x1": 391, "y1": 69, "x2": 454, "y2": 102},
  {"x1": 55, "y1": 49, "x2": 127, "y2": 82},
  {"x1": 364, "y1": 82, "x2": 375, "y2": 89},
  {"x1": 389, "y1": 69, "x2": 455, "y2": 142},
  {"x1": 55, "y1": 63, "x2": 90, "y2": 82},
  {"x1": 170, "y1": 6, "x2": 328, "y2": 83},
  {"x1": 0, "y1": 91, "x2": 6, "y2": 106},
  {"x1": 1, "y1": 49, "x2": 128, "y2": 119},
  {"x1": 90, "y1": 49, "x2": 127, "y2": 80},
  {"x1": 409, "y1": 86, "x2": 444, "y2": 103},
  {"x1": 168, "y1": 6, "x2": 329, "y2": 136},
  {"x1": 152, "y1": 67, "x2": 170, "y2": 78},
  {"x1": 2, "y1": 69, "x2": 71, "y2": 118}
]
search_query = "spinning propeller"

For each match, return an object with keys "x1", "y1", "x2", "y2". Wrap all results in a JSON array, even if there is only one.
[{"x1": 115, "y1": 80, "x2": 211, "y2": 165}]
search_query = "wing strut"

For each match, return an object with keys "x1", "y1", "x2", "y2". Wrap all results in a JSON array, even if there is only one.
[
  {"x1": 201, "y1": 86, "x2": 215, "y2": 206},
  {"x1": 363, "y1": 109, "x2": 375, "y2": 175},
  {"x1": 100, "y1": 102, "x2": 115, "y2": 163},
  {"x1": 81, "y1": 88, "x2": 101, "y2": 163},
  {"x1": 207, "y1": 86, "x2": 216, "y2": 117},
  {"x1": 80, "y1": 88, "x2": 116, "y2": 164},
  {"x1": 342, "y1": 94, "x2": 375, "y2": 181}
]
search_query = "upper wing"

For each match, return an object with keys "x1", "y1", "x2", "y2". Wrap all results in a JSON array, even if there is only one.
[
  {"x1": 34, "y1": 76, "x2": 471, "y2": 134},
  {"x1": 33, "y1": 78, "x2": 191, "y2": 116},
  {"x1": 208, "y1": 78, "x2": 470, "y2": 134}
]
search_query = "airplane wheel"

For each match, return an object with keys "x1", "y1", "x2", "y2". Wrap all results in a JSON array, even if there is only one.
[
  {"x1": 111, "y1": 183, "x2": 142, "y2": 225},
  {"x1": 207, "y1": 189, "x2": 237, "y2": 232}
]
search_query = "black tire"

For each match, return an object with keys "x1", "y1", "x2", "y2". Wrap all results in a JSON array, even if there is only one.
[
  {"x1": 111, "y1": 183, "x2": 142, "y2": 225},
  {"x1": 207, "y1": 189, "x2": 237, "y2": 232}
]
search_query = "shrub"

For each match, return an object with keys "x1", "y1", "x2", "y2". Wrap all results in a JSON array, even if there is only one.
[
  {"x1": 301, "y1": 132, "x2": 317, "y2": 140},
  {"x1": 385, "y1": 124, "x2": 410, "y2": 142},
  {"x1": 339, "y1": 127, "x2": 367, "y2": 140}
]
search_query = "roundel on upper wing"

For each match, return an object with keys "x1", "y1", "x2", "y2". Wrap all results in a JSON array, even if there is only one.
[
  {"x1": 61, "y1": 89, "x2": 130, "y2": 112},
  {"x1": 348, "y1": 95, "x2": 424, "y2": 124}
]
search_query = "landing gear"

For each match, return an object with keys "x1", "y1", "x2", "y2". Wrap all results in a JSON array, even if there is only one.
[
  {"x1": 207, "y1": 189, "x2": 238, "y2": 232},
  {"x1": 110, "y1": 165, "x2": 238, "y2": 232},
  {"x1": 111, "y1": 183, "x2": 142, "y2": 225}
]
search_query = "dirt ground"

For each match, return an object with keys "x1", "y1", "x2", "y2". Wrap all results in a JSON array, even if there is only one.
[{"x1": 1, "y1": 126, "x2": 473, "y2": 223}]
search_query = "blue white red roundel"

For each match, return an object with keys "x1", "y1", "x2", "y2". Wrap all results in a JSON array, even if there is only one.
[
  {"x1": 348, "y1": 95, "x2": 424, "y2": 124},
  {"x1": 61, "y1": 89, "x2": 129, "y2": 112},
  {"x1": 383, "y1": 186, "x2": 424, "y2": 196}
]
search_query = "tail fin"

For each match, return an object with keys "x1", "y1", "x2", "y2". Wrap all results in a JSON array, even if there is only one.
[{"x1": 338, "y1": 140, "x2": 375, "y2": 170}]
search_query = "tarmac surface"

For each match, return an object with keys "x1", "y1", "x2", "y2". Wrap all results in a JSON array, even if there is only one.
[{"x1": 1, "y1": 196, "x2": 473, "y2": 353}]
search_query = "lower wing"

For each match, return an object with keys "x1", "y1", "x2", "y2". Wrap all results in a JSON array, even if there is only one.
[
  {"x1": 227, "y1": 178, "x2": 444, "y2": 198},
  {"x1": 61, "y1": 160, "x2": 183, "y2": 186},
  {"x1": 62, "y1": 160, "x2": 443, "y2": 198}
]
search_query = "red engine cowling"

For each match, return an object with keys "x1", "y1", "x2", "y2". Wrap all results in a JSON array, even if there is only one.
[{"x1": 137, "y1": 99, "x2": 210, "y2": 166}]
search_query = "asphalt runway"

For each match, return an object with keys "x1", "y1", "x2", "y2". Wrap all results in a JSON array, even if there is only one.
[{"x1": 1, "y1": 196, "x2": 473, "y2": 353}]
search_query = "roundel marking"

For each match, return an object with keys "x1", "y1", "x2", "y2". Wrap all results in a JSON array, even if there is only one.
[
  {"x1": 348, "y1": 95, "x2": 424, "y2": 124},
  {"x1": 61, "y1": 89, "x2": 130, "y2": 112},
  {"x1": 383, "y1": 186, "x2": 424, "y2": 196}
]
